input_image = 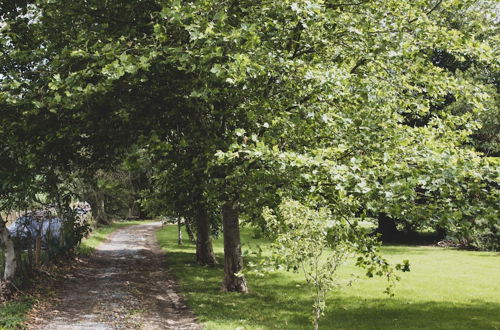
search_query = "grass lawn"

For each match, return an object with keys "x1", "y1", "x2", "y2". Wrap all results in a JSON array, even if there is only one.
[
  {"x1": 157, "y1": 226, "x2": 500, "y2": 330},
  {"x1": 0, "y1": 220, "x2": 144, "y2": 329}
]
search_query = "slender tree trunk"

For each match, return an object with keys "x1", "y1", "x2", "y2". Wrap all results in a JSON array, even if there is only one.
[
  {"x1": 35, "y1": 236, "x2": 42, "y2": 267},
  {"x1": 59, "y1": 224, "x2": 65, "y2": 247},
  {"x1": 27, "y1": 240, "x2": 34, "y2": 274},
  {"x1": 313, "y1": 312, "x2": 320, "y2": 330},
  {"x1": 177, "y1": 218, "x2": 183, "y2": 245},
  {"x1": 89, "y1": 192, "x2": 110, "y2": 226},
  {"x1": 313, "y1": 286, "x2": 324, "y2": 330},
  {"x1": 128, "y1": 171, "x2": 135, "y2": 219},
  {"x1": 0, "y1": 218, "x2": 17, "y2": 281},
  {"x1": 185, "y1": 218, "x2": 195, "y2": 242},
  {"x1": 99, "y1": 198, "x2": 108, "y2": 223},
  {"x1": 195, "y1": 208, "x2": 217, "y2": 266},
  {"x1": 127, "y1": 201, "x2": 141, "y2": 219},
  {"x1": 221, "y1": 202, "x2": 248, "y2": 293}
]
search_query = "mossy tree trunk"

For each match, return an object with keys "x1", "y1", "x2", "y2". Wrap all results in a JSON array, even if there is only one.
[
  {"x1": 195, "y1": 207, "x2": 217, "y2": 266},
  {"x1": 221, "y1": 201, "x2": 248, "y2": 293}
]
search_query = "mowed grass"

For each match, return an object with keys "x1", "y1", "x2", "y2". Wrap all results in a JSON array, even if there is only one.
[
  {"x1": 157, "y1": 226, "x2": 500, "y2": 330},
  {"x1": 0, "y1": 220, "x2": 144, "y2": 329}
]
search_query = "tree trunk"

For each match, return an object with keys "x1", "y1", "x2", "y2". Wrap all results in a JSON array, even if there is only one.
[
  {"x1": 436, "y1": 225, "x2": 447, "y2": 240},
  {"x1": 99, "y1": 198, "x2": 108, "y2": 223},
  {"x1": 376, "y1": 213, "x2": 400, "y2": 242},
  {"x1": 0, "y1": 218, "x2": 17, "y2": 281},
  {"x1": 221, "y1": 202, "x2": 248, "y2": 293},
  {"x1": 127, "y1": 201, "x2": 142, "y2": 219},
  {"x1": 89, "y1": 192, "x2": 110, "y2": 226},
  {"x1": 313, "y1": 311, "x2": 320, "y2": 330},
  {"x1": 27, "y1": 240, "x2": 34, "y2": 274},
  {"x1": 195, "y1": 209, "x2": 217, "y2": 266},
  {"x1": 35, "y1": 236, "x2": 42, "y2": 267},
  {"x1": 185, "y1": 218, "x2": 195, "y2": 242},
  {"x1": 83, "y1": 178, "x2": 110, "y2": 226},
  {"x1": 177, "y1": 218, "x2": 183, "y2": 245}
]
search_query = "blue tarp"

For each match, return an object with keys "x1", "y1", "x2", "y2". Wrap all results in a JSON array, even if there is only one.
[{"x1": 8, "y1": 215, "x2": 63, "y2": 244}]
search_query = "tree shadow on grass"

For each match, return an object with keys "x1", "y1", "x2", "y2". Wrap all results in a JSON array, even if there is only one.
[
  {"x1": 165, "y1": 249, "x2": 500, "y2": 330},
  {"x1": 474, "y1": 253, "x2": 500, "y2": 258},
  {"x1": 319, "y1": 297, "x2": 500, "y2": 330},
  {"x1": 379, "y1": 245, "x2": 436, "y2": 255}
]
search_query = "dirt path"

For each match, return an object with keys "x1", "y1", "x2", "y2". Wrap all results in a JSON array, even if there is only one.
[{"x1": 29, "y1": 222, "x2": 201, "y2": 330}]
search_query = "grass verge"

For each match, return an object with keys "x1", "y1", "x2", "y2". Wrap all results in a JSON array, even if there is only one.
[{"x1": 157, "y1": 226, "x2": 500, "y2": 330}]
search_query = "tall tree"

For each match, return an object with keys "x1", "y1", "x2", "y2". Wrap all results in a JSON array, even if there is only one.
[{"x1": 2, "y1": 1, "x2": 498, "y2": 297}]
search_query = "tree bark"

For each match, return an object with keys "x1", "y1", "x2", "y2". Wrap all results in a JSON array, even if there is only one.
[
  {"x1": 376, "y1": 213, "x2": 400, "y2": 242},
  {"x1": 177, "y1": 218, "x2": 183, "y2": 245},
  {"x1": 436, "y1": 225, "x2": 447, "y2": 240},
  {"x1": 185, "y1": 218, "x2": 195, "y2": 242},
  {"x1": 89, "y1": 192, "x2": 110, "y2": 226},
  {"x1": 195, "y1": 209, "x2": 217, "y2": 266},
  {"x1": 0, "y1": 218, "x2": 17, "y2": 281},
  {"x1": 221, "y1": 202, "x2": 248, "y2": 293},
  {"x1": 99, "y1": 198, "x2": 109, "y2": 224},
  {"x1": 35, "y1": 236, "x2": 42, "y2": 267},
  {"x1": 27, "y1": 239, "x2": 34, "y2": 274}
]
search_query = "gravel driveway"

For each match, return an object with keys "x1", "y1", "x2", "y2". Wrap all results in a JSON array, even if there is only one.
[{"x1": 29, "y1": 222, "x2": 201, "y2": 330}]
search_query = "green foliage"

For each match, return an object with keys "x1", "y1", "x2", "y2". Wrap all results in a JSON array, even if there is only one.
[
  {"x1": 79, "y1": 169, "x2": 134, "y2": 223},
  {"x1": 264, "y1": 200, "x2": 352, "y2": 328},
  {"x1": 0, "y1": 298, "x2": 33, "y2": 330},
  {"x1": 262, "y1": 199, "x2": 408, "y2": 328},
  {"x1": 1, "y1": 0, "x2": 499, "y2": 310},
  {"x1": 61, "y1": 212, "x2": 91, "y2": 255},
  {"x1": 2, "y1": 0, "x2": 498, "y2": 243}
]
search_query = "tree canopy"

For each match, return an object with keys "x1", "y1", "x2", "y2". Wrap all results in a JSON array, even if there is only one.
[{"x1": 1, "y1": 0, "x2": 499, "y2": 319}]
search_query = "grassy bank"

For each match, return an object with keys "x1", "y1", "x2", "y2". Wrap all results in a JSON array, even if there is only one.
[
  {"x1": 157, "y1": 226, "x2": 500, "y2": 330},
  {"x1": 0, "y1": 220, "x2": 144, "y2": 329}
]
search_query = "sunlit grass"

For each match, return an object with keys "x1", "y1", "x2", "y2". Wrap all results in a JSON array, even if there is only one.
[{"x1": 157, "y1": 225, "x2": 500, "y2": 330}]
